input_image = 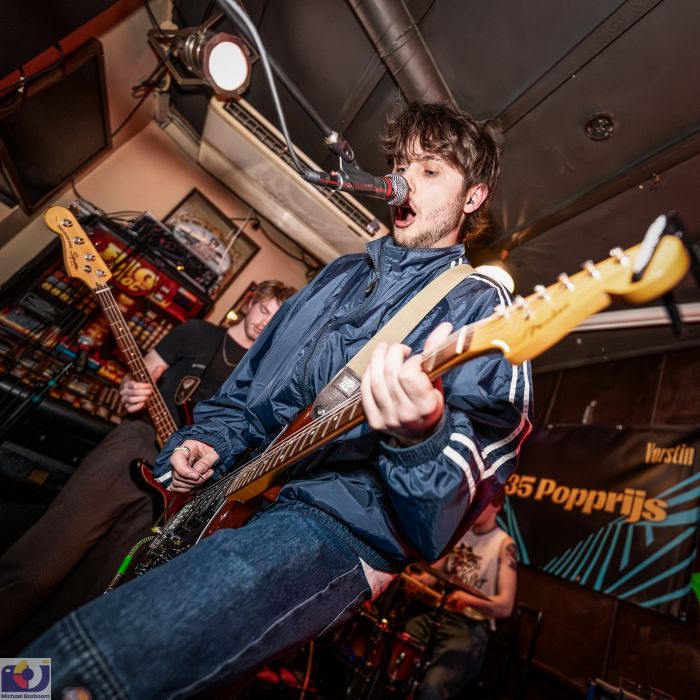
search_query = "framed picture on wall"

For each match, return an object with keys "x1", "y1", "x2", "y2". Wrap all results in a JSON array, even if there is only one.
[{"x1": 164, "y1": 188, "x2": 260, "y2": 298}]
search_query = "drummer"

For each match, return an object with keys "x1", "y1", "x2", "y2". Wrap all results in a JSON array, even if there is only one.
[{"x1": 403, "y1": 490, "x2": 517, "y2": 699}]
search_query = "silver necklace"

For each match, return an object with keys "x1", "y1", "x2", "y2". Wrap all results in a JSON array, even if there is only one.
[{"x1": 222, "y1": 334, "x2": 239, "y2": 368}]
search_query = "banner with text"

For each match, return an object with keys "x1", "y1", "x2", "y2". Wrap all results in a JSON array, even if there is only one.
[{"x1": 501, "y1": 425, "x2": 700, "y2": 618}]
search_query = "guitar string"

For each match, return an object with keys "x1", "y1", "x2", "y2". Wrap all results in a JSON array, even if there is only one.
[
  {"x1": 95, "y1": 285, "x2": 177, "y2": 435},
  {"x1": 183, "y1": 315, "x2": 497, "y2": 511}
]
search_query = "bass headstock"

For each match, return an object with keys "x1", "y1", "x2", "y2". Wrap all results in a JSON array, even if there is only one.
[{"x1": 44, "y1": 206, "x2": 112, "y2": 289}]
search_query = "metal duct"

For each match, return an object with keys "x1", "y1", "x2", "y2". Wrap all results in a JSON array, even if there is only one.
[{"x1": 348, "y1": 0, "x2": 455, "y2": 106}]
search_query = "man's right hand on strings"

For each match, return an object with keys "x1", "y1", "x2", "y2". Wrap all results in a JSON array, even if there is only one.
[{"x1": 170, "y1": 440, "x2": 219, "y2": 492}]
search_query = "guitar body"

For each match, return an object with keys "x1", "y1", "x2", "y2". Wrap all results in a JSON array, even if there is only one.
[
  {"x1": 130, "y1": 411, "x2": 310, "y2": 575},
  {"x1": 133, "y1": 463, "x2": 277, "y2": 576}
]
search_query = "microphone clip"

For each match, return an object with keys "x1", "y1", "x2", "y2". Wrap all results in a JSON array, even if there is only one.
[{"x1": 325, "y1": 131, "x2": 355, "y2": 164}]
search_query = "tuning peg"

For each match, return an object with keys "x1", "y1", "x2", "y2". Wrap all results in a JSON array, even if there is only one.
[
  {"x1": 534, "y1": 284, "x2": 550, "y2": 301},
  {"x1": 609, "y1": 247, "x2": 629, "y2": 265},
  {"x1": 514, "y1": 295, "x2": 531, "y2": 318},
  {"x1": 493, "y1": 303, "x2": 508, "y2": 317},
  {"x1": 558, "y1": 273, "x2": 574, "y2": 291},
  {"x1": 72, "y1": 236, "x2": 85, "y2": 245},
  {"x1": 61, "y1": 218, "x2": 73, "y2": 227},
  {"x1": 582, "y1": 260, "x2": 601, "y2": 279}
]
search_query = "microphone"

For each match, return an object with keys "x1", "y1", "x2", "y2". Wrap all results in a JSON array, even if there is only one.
[{"x1": 302, "y1": 165, "x2": 408, "y2": 206}]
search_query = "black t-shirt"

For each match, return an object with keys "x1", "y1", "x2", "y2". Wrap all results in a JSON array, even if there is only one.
[{"x1": 153, "y1": 319, "x2": 246, "y2": 427}]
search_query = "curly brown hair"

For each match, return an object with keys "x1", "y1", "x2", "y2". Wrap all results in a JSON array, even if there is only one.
[{"x1": 379, "y1": 102, "x2": 501, "y2": 244}]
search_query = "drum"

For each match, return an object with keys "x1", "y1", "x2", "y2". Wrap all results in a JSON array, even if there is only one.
[
  {"x1": 385, "y1": 631, "x2": 424, "y2": 684},
  {"x1": 335, "y1": 605, "x2": 389, "y2": 670}
]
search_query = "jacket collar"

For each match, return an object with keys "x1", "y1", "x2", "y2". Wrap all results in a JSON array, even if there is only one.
[{"x1": 365, "y1": 235, "x2": 468, "y2": 275}]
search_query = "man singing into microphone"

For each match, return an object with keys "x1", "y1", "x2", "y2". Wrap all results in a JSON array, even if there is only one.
[{"x1": 25, "y1": 101, "x2": 532, "y2": 699}]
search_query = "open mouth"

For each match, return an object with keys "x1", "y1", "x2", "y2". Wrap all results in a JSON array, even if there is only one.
[{"x1": 394, "y1": 201, "x2": 416, "y2": 226}]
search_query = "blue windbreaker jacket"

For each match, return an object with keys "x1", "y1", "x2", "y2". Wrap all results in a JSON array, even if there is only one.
[{"x1": 154, "y1": 236, "x2": 532, "y2": 571}]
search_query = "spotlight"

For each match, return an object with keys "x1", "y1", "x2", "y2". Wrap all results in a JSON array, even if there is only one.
[
  {"x1": 475, "y1": 264, "x2": 515, "y2": 293},
  {"x1": 148, "y1": 14, "x2": 253, "y2": 97},
  {"x1": 181, "y1": 32, "x2": 251, "y2": 95}
]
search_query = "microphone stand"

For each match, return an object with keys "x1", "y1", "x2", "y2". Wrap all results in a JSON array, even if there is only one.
[{"x1": 215, "y1": 0, "x2": 371, "y2": 186}]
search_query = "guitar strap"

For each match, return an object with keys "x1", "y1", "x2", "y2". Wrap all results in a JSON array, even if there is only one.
[
  {"x1": 312, "y1": 263, "x2": 475, "y2": 418},
  {"x1": 174, "y1": 328, "x2": 227, "y2": 405}
]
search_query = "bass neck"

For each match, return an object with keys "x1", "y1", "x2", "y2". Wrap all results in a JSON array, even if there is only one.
[{"x1": 93, "y1": 285, "x2": 177, "y2": 447}]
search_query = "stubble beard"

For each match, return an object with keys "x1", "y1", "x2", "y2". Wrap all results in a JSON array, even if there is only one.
[{"x1": 393, "y1": 191, "x2": 466, "y2": 249}]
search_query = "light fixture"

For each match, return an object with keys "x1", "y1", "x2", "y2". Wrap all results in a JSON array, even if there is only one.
[
  {"x1": 148, "y1": 14, "x2": 253, "y2": 97},
  {"x1": 585, "y1": 112, "x2": 615, "y2": 141},
  {"x1": 475, "y1": 264, "x2": 515, "y2": 293}
]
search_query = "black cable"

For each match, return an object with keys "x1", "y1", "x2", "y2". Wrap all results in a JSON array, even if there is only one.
[
  {"x1": 71, "y1": 181, "x2": 107, "y2": 217},
  {"x1": 111, "y1": 66, "x2": 169, "y2": 139},
  {"x1": 0, "y1": 43, "x2": 65, "y2": 102},
  {"x1": 143, "y1": 0, "x2": 167, "y2": 37},
  {"x1": 200, "y1": 1, "x2": 217, "y2": 24},
  {"x1": 111, "y1": 89, "x2": 154, "y2": 139},
  {"x1": 131, "y1": 52, "x2": 171, "y2": 96},
  {"x1": 214, "y1": 0, "x2": 312, "y2": 178}
]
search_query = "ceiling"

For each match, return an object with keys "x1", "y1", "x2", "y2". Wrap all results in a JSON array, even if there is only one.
[
  {"x1": 170, "y1": 0, "x2": 700, "y2": 306},
  {"x1": 4, "y1": 0, "x2": 700, "y2": 368}
]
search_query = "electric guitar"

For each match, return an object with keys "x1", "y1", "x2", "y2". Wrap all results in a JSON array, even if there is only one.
[{"x1": 45, "y1": 205, "x2": 690, "y2": 577}]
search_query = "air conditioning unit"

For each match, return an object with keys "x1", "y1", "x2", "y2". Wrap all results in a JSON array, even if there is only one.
[{"x1": 197, "y1": 98, "x2": 388, "y2": 263}]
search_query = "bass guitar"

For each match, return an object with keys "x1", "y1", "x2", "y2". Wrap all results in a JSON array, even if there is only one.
[
  {"x1": 45, "y1": 206, "x2": 192, "y2": 518},
  {"x1": 45, "y1": 206, "x2": 690, "y2": 577}
]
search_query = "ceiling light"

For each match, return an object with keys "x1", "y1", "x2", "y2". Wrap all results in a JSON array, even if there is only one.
[
  {"x1": 147, "y1": 14, "x2": 253, "y2": 97},
  {"x1": 475, "y1": 264, "x2": 515, "y2": 293},
  {"x1": 181, "y1": 32, "x2": 251, "y2": 96}
]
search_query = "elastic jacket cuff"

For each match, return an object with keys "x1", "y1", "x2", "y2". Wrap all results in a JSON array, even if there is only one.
[{"x1": 380, "y1": 412, "x2": 451, "y2": 467}]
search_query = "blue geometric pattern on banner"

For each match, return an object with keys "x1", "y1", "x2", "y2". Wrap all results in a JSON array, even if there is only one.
[
  {"x1": 604, "y1": 528, "x2": 696, "y2": 594},
  {"x1": 579, "y1": 527, "x2": 612, "y2": 586},
  {"x1": 501, "y1": 462, "x2": 699, "y2": 616},
  {"x1": 638, "y1": 583, "x2": 692, "y2": 608},
  {"x1": 617, "y1": 553, "x2": 696, "y2": 599}
]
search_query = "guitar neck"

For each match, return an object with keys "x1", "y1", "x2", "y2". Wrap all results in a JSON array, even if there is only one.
[{"x1": 94, "y1": 285, "x2": 177, "y2": 446}]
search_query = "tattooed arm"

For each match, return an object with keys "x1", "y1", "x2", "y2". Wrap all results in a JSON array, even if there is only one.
[{"x1": 447, "y1": 536, "x2": 518, "y2": 619}]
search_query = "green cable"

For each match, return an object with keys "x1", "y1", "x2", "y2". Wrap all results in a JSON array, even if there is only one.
[{"x1": 104, "y1": 535, "x2": 155, "y2": 593}]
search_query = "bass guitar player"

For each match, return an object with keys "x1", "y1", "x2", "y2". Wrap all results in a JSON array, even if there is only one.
[{"x1": 0, "y1": 279, "x2": 294, "y2": 654}]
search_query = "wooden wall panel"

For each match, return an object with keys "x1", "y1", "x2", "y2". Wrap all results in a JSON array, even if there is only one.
[
  {"x1": 654, "y1": 346, "x2": 700, "y2": 425},
  {"x1": 545, "y1": 355, "x2": 662, "y2": 426}
]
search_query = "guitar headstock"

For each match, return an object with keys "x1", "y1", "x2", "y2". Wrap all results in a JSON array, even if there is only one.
[
  {"x1": 464, "y1": 235, "x2": 690, "y2": 366},
  {"x1": 44, "y1": 206, "x2": 112, "y2": 289}
]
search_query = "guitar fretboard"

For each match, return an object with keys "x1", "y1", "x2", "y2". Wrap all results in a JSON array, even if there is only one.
[{"x1": 94, "y1": 284, "x2": 177, "y2": 446}]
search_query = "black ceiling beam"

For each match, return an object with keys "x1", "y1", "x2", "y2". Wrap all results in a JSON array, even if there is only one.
[
  {"x1": 476, "y1": 124, "x2": 700, "y2": 257},
  {"x1": 497, "y1": 0, "x2": 664, "y2": 132}
]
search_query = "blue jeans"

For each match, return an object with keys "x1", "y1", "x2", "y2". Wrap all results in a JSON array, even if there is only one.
[{"x1": 24, "y1": 503, "x2": 372, "y2": 699}]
